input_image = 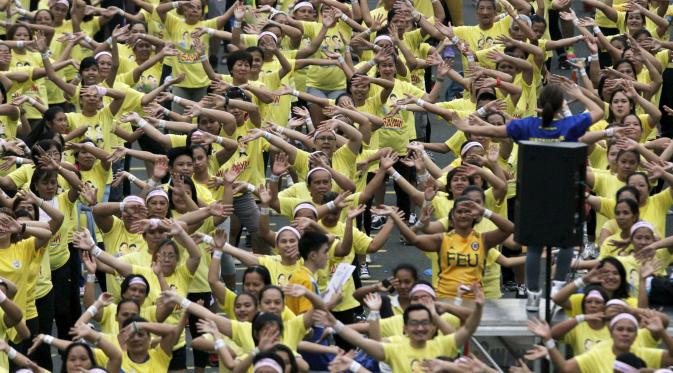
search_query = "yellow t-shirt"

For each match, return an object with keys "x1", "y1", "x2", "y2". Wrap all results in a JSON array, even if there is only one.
[
  {"x1": 99, "y1": 304, "x2": 157, "y2": 336},
  {"x1": 8, "y1": 55, "x2": 47, "y2": 120},
  {"x1": 0, "y1": 237, "x2": 39, "y2": 312},
  {"x1": 561, "y1": 321, "x2": 610, "y2": 355},
  {"x1": 291, "y1": 145, "x2": 358, "y2": 186},
  {"x1": 437, "y1": 230, "x2": 486, "y2": 298},
  {"x1": 303, "y1": 20, "x2": 351, "y2": 91},
  {"x1": 453, "y1": 17, "x2": 513, "y2": 66},
  {"x1": 483, "y1": 247, "x2": 503, "y2": 299},
  {"x1": 379, "y1": 313, "x2": 460, "y2": 338},
  {"x1": 286, "y1": 265, "x2": 318, "y2": 315},
  {"x1": 598, "y1": 190, "x2": 673, "y2": 238},
  {"x1": 219, "y1": 120, "x2": 268, "y2": 189},
  {"x1": 66, "y1": 107, "x2": 117, "y2": 153},
  {"x1": 575, "y1": 340, "x2": 663, "y2": 373},
  {"x1": 567, "y1": 293, "x2": 638, "y2": 317},
  {"x1": 102, "y1": 217, "x2": 148, "y2": 300},
  {"x1": 231, "y1": 313, "x2": 307, "y2": 353},
  {"x1": 117, "y1": 58, "x2": 163, "y2": 94},
  {"x1": 376, "y1": 80, "x2": 425, "y2": 155},
  {"x1": 258, "y1": 255, "x2": 303, "y2": 287},
  {"x1": 382, "y1": 333, "x2": 459, "y2": 372},
  {"x1": 189, "y1": 217, "x2": 216, "y2": 293},
  {"x1": 44, "y1": 192, "x2": 76, "y2": 270}
]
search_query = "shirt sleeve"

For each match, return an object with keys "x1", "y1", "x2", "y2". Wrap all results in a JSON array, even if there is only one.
[
  {"x1": 506, "y1": 118, "x2": 527, "y2": 141},
  {"x1": 568, "y1": 112, "x2": 593, "y2": 140}
]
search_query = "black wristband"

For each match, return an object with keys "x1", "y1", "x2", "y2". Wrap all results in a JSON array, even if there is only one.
[{"x1": 20, "y1": 223, "x2": 26, "y2": 235}]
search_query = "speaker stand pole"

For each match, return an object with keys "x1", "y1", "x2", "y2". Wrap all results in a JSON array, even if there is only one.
[{"x1": 543, "y1": 246, "x2": 553, "y2": 373}]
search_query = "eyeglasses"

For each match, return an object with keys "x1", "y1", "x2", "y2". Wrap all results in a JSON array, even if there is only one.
[{"x1": 406, "y1": 319, "x2": 432, "y2": 327}]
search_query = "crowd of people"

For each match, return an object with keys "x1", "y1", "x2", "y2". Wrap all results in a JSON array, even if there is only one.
[{"x1": 0, "y1": 0, "x2": 671, "y2": 370}]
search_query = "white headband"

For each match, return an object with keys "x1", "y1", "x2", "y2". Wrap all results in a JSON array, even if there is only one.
[
  {"x1": 253, "y1": 358, "x2": 283, "y2": 373},
  {"x1": 606, "y1": 299, "x2": 628, "y2": 308},
  {"x1": 460, "y1": 141, "x2": 484, "y2": 157},
  {"x1": 146, "y1": 189, "x2": 169, "y2": 201},
  {"x1": 275, "y1": 226, "x2": 301, "y2": 244},
  {"x1": 293, "y1": 202, "x2": 318, "y2": 217},
  {"x1": 630, "y1": 221, "x2": 654, "y2": 236},
  {"x1": 257, "y1": 31, "x2": 278, "y2": 43},
  {"x1": 307, "y1": 167, "x2": 331, "y2": 180},
  {"x1": 585, "y1": 290, "x2": 604, "y2": 301},
  {"x1": 128, "y1": 276, "x2": 148, "y2": 287},
  {"x1": 609, "y1": 313, "x2": 638, "y2": 329},
  {"x1": 94, "y1": 51, "x2": 112, "y2": 60},
  {"x1": 52, "y1": 0, "x2": 68, "y2": 7},
  {"x1": 292, "y1": 1, "x2": 313, "y2": 12},
  {"x1": 515, "y1": 14, "x2": 532, "y2": 27},
  {"x1": 410, "y1": 284, "x2": 436, "y2": 299},
  {"x1": 123, "y1": 196, "x2": 145, "y2": 206},
  {"x1": 373, "y1": 35, "x2": 393, "y2": 45}
]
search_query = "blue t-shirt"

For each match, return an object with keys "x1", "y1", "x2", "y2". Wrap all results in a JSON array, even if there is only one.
[{"x1": 505, "y1": 112, "x2": 592, "y2": 143}]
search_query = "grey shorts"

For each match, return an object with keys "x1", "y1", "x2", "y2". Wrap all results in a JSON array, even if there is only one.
[
  {"x1": 306, "y1": 87, "x2": 347, "y2": 101},
  {"x1": 233, "y1": 192, "x2": 260, "y2": 233}
]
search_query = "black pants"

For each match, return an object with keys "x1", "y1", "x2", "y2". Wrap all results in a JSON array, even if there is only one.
[
  {"x1": 357, "y1": 172, "x2": 378, "y2": 236},
  {"x1": 10, "y1": 317, "x2": 38, "y2": 371},
  {"x1": 188, "y1": 292, "x2": 213, "y2": 368},
  {"x1": 660, "y1": 68, "x2": 673, "y2": 138},
  {"x1": 51, "y1": 246, "x2": 82, "y2": 341},
  {"x1": 31, "y1": 290, "x2": 55, "y2": 371},
  {"x1": 392, "y1": 160, "x2": 416, "y2": 220},
  {"x1": 548, "y1": 9, "x2": 565, "y2": 57},
  {"x1": 599, "y1": 27, "x2": 619, "y2": 67}
]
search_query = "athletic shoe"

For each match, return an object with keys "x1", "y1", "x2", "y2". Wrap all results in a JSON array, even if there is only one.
[
  {"x1": 526, "y1": 290, "x2": 541, "y2": 312},
  {"x1": 516, "y1": 284, "x2": 528, "y2": 299},
  {"x1": 359, "y1": 263, "x2": 371, "y2": 280},
  {"x1": 551, "y1": 280, "x2": 566, "y2": 298},
  {"x1": 371, "y1": 215, "x2": 385, "y2": 230},
  {"x1": 408, "y1": 213, "x2": 417, "y2": 225}
]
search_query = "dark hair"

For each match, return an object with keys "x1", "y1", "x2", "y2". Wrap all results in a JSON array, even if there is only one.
[
  {"x1": 31, "y1": 139, "x2": 62, "y2": 164},
  {"x1": 79, "y1": 57, "x2": 99, "y2": 76},
  {"x1": 259, "y1": 285, "x2": 284, "y2": 302},
  {"x1": 475, "y1": 91, "x2": 497, "y2": 104},
  {"x1": 615, "y1": 352, "x2": 646, "y2": 369},
  {"x1": 235, "y1": 291, "x2": 259, "y2": 308},
  {"x1": 626, "y1": 172, "x2": 649, "y2": 191},
  {"x1": 403, "y1": 303, "x2": 432, "y2": 325},
  {"x1": 615, "y1": 198, "x2": 640, "y2": 220},
  {"x1": 243, "y1": 266, "x2": 272, "y2": 287},
  {"x1": 225, "y1": 86, "x2": 251, "y2": 102},
  {"x1": 122, "y1": 315, "x2": 148, "y2": 329},
  {"x1": 393, "y1": 263, "x2": 418, "y2": 281},
  {"x1": 61, "y1": 342, "x2": 98, "y2": 373},
  {"x1": 607, "y1": 89, "x2": 635, "y2": 123},
  {"x1": 462, "y1": 185, "x2": 486, "y2": 202},
  {"x1": 598, "y1": 257, "x2": 630, "y2": 299},
  {"x1": 167, "y1": 147, "x2": 193, "y2": 168},
  {"x1": 615, "y1": 185, "x2": 640, "y2": 203},
  {"x1": 530, "y1": 14, "x2": 546, "y2": 27},
  {"x1": 580, "y1": 284, "x2": 608, "y2": 314},
  {"x1": 537, "y1": 85, "x2": 564, "y2": 127},
  {"x1": 268, "y1": 344, "x2": 298, "y2": 373},
  {"x1": 34, "y1": 9, "x2": 53, "y2": 22},
  {"x1": 245, "y1": 46, "x2": 264, "y2": 57},
  {"x1": 167, "y1": 176, "x2": 198, "y2": 212},
  {"x1": 298, "y1": 231, "x2": 329, "y2": 260},
  {"x1": 335, "y1": 92, "x2": 353, "y2": 107},
  {"x1": 632, "y1": 28, "x2": 651, "y2": 40},
  {"x1": 13, "y1": 209, "x2": 34, "y2": 220},
  {"x1": 444, "y1": 167, "x2": 473, "y2": 199},
  {"x1": 115, "y1": 299, "x2": 140, "y2": 316},
  {"x1": 29, "y1": 169, "x2": 58, "y2": 197},
  {"x1": 475, "y1": 0, "x2": 496, "y2": 8},
  {"x1": 448, "y1": 195, "x2": 478, "y2": 227},
  {"x1": 613, "y1": 59, "x2": 636, "y2": 78},
  {"x1": 7, "y1": 23, "x2": 33, "y2": 41},
  {"x1": 226, "y1": 50, "x2": 253, "y2": 73},
  {"x1": 120, "y1": 274, "x2": 150, "y2": 298},
  {"x1": 615, "y1": 148, "x2": 640, "y2": 164},
  {"x1": 251, "y1": 312, "x2": 284, "y2": 345},
  {"x1": 26, "y1": 106, "x2": 66, "y2": 148},
  {"x1": 153, "y1": 239, "x2": 180, "y2": 262},
  {"x1": 12, "y1": 197, "x2": 38, "y2": 220}
]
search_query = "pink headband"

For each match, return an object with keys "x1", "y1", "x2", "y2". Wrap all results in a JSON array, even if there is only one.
[
  {"x1": 460, "y1": 141, "x2": 484, "y2": 157},
  {"x1": 606, "y1": 299, "x2": 628, "y2": 308},
  {"x1": 410, "y1": 284, "x2": 436, "y2": 299},
  {"x1": 123, "y1": 196, "x2": 145, "y2": 206},
  {"x1": 614, "y1": 361, "x2": 639, "y2": 373},
  {"x1": 253, "y1": 358, "x2": 283, "y2": 373},
  {"x1": 609, "y1": 313, "x2": 638, "y2": 329},
  {"x1": 374, "y1": 35, "x2": 393, "y2": 45},
  {"x1": 276, "y1": 226, "x2": 301, "y2": 244},
  {"x1": 585, "y1": 290, "x2": 604, "y2": 301},
  {"x1": 307, "y1": 167, "x2": 331, "y2": 180},
  {"x1": 146, "y1": 189, "x2": 168, "y2": 201},
  {"x1": 53, "y1": 0, "x2": 68, "y2": 7},
  {"x1": 292, "y1": 1, "x2": 313, "y2": 12},
  {"x1": 630, "y1": 221, "x2": 654, "y2": 236},
  {"x1": 94, "y1": 51, "x2": 112, "y2": 60},
  {"x1": 129, "y1": 276, "x2": 147, "y2": 287},
  {"x1": 258, "y1": 31, "x2": 278, "y2": 43},
  {"x1": 293, "y1": 202, "x2": 318, "y2": 217}
]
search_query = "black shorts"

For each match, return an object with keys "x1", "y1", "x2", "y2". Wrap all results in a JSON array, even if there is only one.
[{"x1": 168, "y1": 345, "x2": 187, "y2": 371}]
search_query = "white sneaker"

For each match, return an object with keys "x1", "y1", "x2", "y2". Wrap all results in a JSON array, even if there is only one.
[
  {"x1": 551, "y1": 280, "x2": 565, "y2": 298},
  {"x1": 526, "y1": 290, "x2": 541, "y2": 312}
]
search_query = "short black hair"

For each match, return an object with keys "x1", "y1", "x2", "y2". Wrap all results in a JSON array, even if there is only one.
[
  {"x1": 116, "y1": 299, "x2": 140, "y2": 316},
  {"x1": 299, "y1": 231, "x2": 329, "y2": 260},
  {"x1": 393, "y1": 263, "x2": 418, "y2": 280},
  {"x1": 120, "y1": 274, "x2": 150, "y2": 298},
  {"x1": 226, "y1": 50, "x2": 253, "y2": 73},
  {"x1": 251, "y1": 312, "x2": 283, "y2": 345},
  {"x1": 403, "y1": 303, "x2": 432, "y2": 325}
]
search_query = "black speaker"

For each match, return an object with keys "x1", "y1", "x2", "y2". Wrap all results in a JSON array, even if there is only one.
[{"x1": 514, "y1": 141, "x2": 587, "y2": 247}]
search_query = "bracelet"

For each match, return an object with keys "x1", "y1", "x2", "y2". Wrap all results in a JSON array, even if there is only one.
[
  {"x1": 251, "y1": 347, "x2": 260, "y2": 356},
  {"x1": 15, "y1": 157, "x2": 24, "y2": 166},
  {"x1": 573, "y1": 277, "x2": 585, "y2": 289},
  {"x1": 180, "y1": 298, "x2": 192, "y2": 309},
  {"x1": 575, "y1": 314, "x2": 585, "y2": 323},
  {"x1": 86, "y1": 305, "x2": 98, "y2": 317},
  {"x1": 206, "y1": 27, "x2": 215, "y2": 36},
  {"x1": 417, "y1": 171, "x2": 429, "y2": 183},
  {"x1": 563, "y1": 107, "x2": 573, "y2": 118},
  {"x1": 367, "y1": 310, "x2": 381, "y2": 321},
  {"x1": 483, "y1": 209, "x2": 493, "y2": 218},
  {"x1": 233, "y1": 20, "x2": 242, "y2": 28},
  {"x1": 16, "y1": 40, "x2": 24, "y2": 48},
  {"x1": 173, "y1": 96, "x2": 183, "y2": 104},
  {"x1": 91, "y1": 246, "x2": 103, "y2": 257},
  {"x1": 260, "y1": 207, "x2": 270, "y2": 215},
  {"x1": 84, "y1": 35, "x2": 93, "y2": 44},
  {"x1": 411, "y1": 10, "x2": 421, "y2": 21},
  {"x1": 214, "y1": 339, "x2": 226, "y2": 350},
  {"x1": 591, "y1": 54, "x2": 599, "y2": 60},
  {"x1": 172, "y1": 1, "x2": 179, "y2": 8},
  {"x1": 334, "y1": 320, "x2": 345, "y2": 333},
  {"x1": 215, "y1": 136, "x2": 225, "y2": 145},
  {"x1": 306, "y1": 118, "x2": 313, "y2": 127},
  {"x1": 544, "y1": 339, "x2": 556, "y2": 349},
  {"x1": 269, "y1": 174, "x2": 280, "y2": 183},
  {"x1": 350, "y1": 360, "x2": 363, "y2": 372},
  {"x1": 147, "y1": 179, "x2": 157, "y2": 188},
  {"x1": 477, "y1": 107, "x2": 487, "y2": 117},
  {"x1": 200, "y1": 55, "x2": 208, "y2": 62},
  {"x1": 158, "y1": 120, "x2": 166, "y2": 129},
  {"x1": 119, "y1": 201, "x2": 126, "y2": 214},
  {"x1": 467, "y1": 55, "x2": 475, "y2": 63},
  {"x1": 391, "y1": 171, "x2": 401, "y2": 181},
  {"x1": 213, "y1": 251, "x2": 222, "y2": 259},
  {"x1": 593, "y1": 26, "x2": 601, "y2": 35},
  {"x1": 605, "y1": 128, "x2": 615, "y2": 137},
  {"x1": 27, "y1": 97, "x2": 37, "y2": 105},
  {"x1": 86, "y1": 274, "x2": 97, "y2": 283},
  {"x1": 400, "y1": 104, "x2": 408, "y2": 111},
  {"x1": 291, "y1": 89, "x2": 300, "y2": 97},
  {"x1": 7, "y1": 347, "x2": 16, "y2": 360},
  {"x1": 246, "y1": 183, "x2": 257, "y2": 193},
  {"x1": 453, "y1": 297, "x2": 463, "y2": 306},
  {"x1": 327, "y1": 201, "x2": 336, "y2": 211},
  {"x1": 416, "y1": 98, "x2": 425, "y2": 107},
  {"x1": 43, "y1": 335, "x2": 54, "y2": 345},
  {"x1": 579, "y1": 69, "x2": 587, "y2": 77}
]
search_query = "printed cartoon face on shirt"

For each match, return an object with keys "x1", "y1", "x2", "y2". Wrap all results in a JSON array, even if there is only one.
[
  {"x1": 85, "y1": 124, "x2": 104, "y2": 146},
  {"x1": 176, "y1": 32, "x2": 202, "y2": 65},
  {"x1": 476, "y1": 35, "x2": 495, "y2": 50},
  {"x1": 277, "y1": 274, "x2": 287, "y2": 286},
  {"x1": 382, "y1": 93, "x2": 404, "y2": 130},
  {"x1": 0, "y1": 118, "x2": 7, "y2": 139},
  {"x1": 136, "y1": 75, "x2": 158, "y2": 93}
]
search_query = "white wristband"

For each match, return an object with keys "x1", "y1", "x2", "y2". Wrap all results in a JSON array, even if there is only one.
[
  {"x1": 605, "y1": 128, "x2": 615, "y2": 137},
  {"x1": 0, "y1": 291, "x2": 6, "y2": 303},
  {"x1": 16, "y1": 40, "x2": 25, "y2": 48},
  {"x1": 158, "y1": 120, "x2": 166, "y2": 129},
  {"x1": 477, "y1": 107, "x2": 487, "y2": 117},
  {"x1": 337, "y1": 56, "x2": 345, "y2": 64},
  {"x1": 91, "y1": 246, "x2": 103, "y2": 257},
  {"x1": 172, "y1": 1, "x2": 179, "y2": 8},
  {"x1": 7, "y1": 347, "x2": 16, "y2": 360},
  {"x1": 138, "y1": 119, "x2": 148, "y2": 129},
  {"x1": 96, "y1": 86, "x2": 107, "y2": 96},
  {"x1": 86, "y1": 305, "x2": 98, "y2": 317},
  {"x1": 214, "y1": 339, "x2": 226, "y2": 350},
  {"x1": 575, "y1": 314, "x2": 585, "y2": 323},
  {"x1": 573, "y1": 277, "x2": 585, "y2": 289},
  {"x1": 593, "y1": 26, "x2": 601, "y2": 35},
  {"x1": 26, "y1": 97, "x2": 37, "y2": 105},
  {"x1": 43, "y1": 335, "x2": 54, "y2": 345},
  {"x1": 367, "y1": 60, "x2": 376, "y2": 68},
  {"x1": 334, "y1": 320, "x2": 345, "y2": 333},
  {"x1": 15, "y1": 157, "x2": 23, "y2": 165},
  {"x1": 212, "y1": 251, "x2": 222, "y2": 259},
  {"x1": 163, "y1": 108, "x2": 171, "y2": 116},
  {"x1": 349, "y1": 361, "x2": 363, "y2": 372},
  {"x1": 87, "y1": 274, "x2": 97, "y2": 283},
  {"x1": 453, "y1": 297, "x2": 463, "y2": 306},
  {"x1": 180, "y1": 298, "x2": 192, "y2": 309},
  {"x1": 202, "y1": 234, "x2": 214, "y2": 245},
  {"x1": 173, "y1": 96, "x2": 183, "y2": 104},
  {"x1": 207, "y1": 27, "x2": 215, "y2": 36},
  {"x1": 216, "y1": 136, "x2": 225, "y2": 145},
  {"x1": 544, "y1": 339, "x2": 556, "y2": 349},
  {"x1": 482, "y1": 209, "x2": 493, "y2": 218},
  {"x1": 563, "y1": 107, "x2": 573, "y2": 118},
  {"x1": 579, "y1": 69, "x2": 587, "y2": 77},
  {"x1": 263, "y1": 132, "x2": 272, "y2": 140},
  {"x1": 391, "y1": 171, "x2": 401, "y2": 181},
  {"x1": 416, "y1": 98, "x2": 425, "y2": 107},
  {"x1": 260, "y1": 207, "x2": 270, "y2": 215},
  {"x1": 246, "y1": 183, "x2": 257, "y2": 193},
  {"x1": 467, "y1": 55, "x2": 475, "y2": 63},
  {"x1": 40, "y1": 51, "x2": 50, "y2": 60},
  {"x1": 591, "y1": 54, "x2": 599, "y2": 60},
  {"x1": 291, "y1": 89, "x2": 300, "y2": 97},
  {"x1": 363, "y1": 28, "x2": 372, "y2": 36},
  {"x1": 340, "y1": 13, "x2": 349, "y2": 21},
  {"x1": 327, "y1": 201, "x2": 336, "y2": 211},
  {"x1": 306, "y1": 118, "x2": 313, "y2": 127},
  {"x1": 116, "y1": 8, "x2": 124, "y2": 15},
  {"x1": 269, "y1": 174, "x2": 280, "y2": 183},
  {"x1": 451, "y1": 36, "x2": 460, "y2": 45},
  {"x1": 233, "y1": 20, "x2": 242, "y2": 28},
  {"x1": 127, "y1": 174, "x2": 138, "y2": 183},
  {"x1": 367, "y1": 310, "x2": 381, "y2": 321}
]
